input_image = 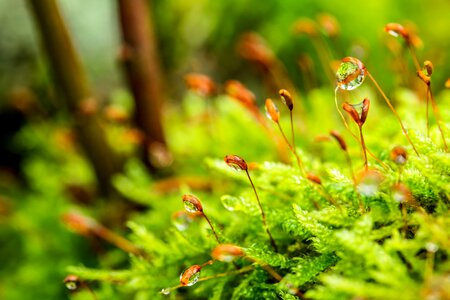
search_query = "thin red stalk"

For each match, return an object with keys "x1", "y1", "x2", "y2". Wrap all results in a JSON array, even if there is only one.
[
  {"x1": 202, "y1": 213, "x2": 220, "y2": 244},
  {"x1": 245, "y1": 170, "x2": 278, "y2": 252},
  {"x1": 426, "y1": 89, "x2": 430, "y2": 136},
  {"x1": 407, "y1": 43, "x2": 421, "y2": 72},
  {"x1": 428, "y1": 87, "x2": 448, "y2": 151},
  {"x1": 358, "y1": 125, "x2": 368, "y2": 171},
  {"x1": 334, "y1": 88, "x2": 389, "y2": 170},
  {"x1": 366, "y1": 71, "x2": 420, "y2": 156},
  {"x1": 289, "y1": 110, "x2": 296, "y2": 153},
  {"x1": 94, "y1": 226, "x2": 141, "y2": 256},
  {"x1": 277, "y1": 123, "x2": 305, "y2": 176}
]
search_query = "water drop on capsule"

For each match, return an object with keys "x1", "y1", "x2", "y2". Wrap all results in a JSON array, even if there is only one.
[
  {"x1": 336, "y1": 57, "x2": 366, "y2": 91},
  {"x1": 180, "y1": 265, "x2": 202, "y2": 286}
]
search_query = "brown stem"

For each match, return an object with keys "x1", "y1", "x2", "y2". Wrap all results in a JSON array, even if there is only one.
[
  {"x1": 366, "y1": 71, "x2": 420, "y2": 156},
  {"x1": 407, "y1": 43, "x2": 421, "y2": 72},
  {"x1": 202, "y1": 213, "x2": 220, "y2": 244},
  {"x1": 94, "y1": 226, "x2": 142, "y2": 256},
  {"x1": 117, "y1": 0, "x2": 168, "y2": 170},
  {"x1": 358, "y1": 125, "x2": 368, "y2": 171},
  {"x1": 289, "y1": 110, "x2": 296, "y2": 152},
  {"x1": 334, "y1": 88, "x2": 389, "y2": 170},
  {"x1": 27, "y1": 0, "x2": 121, "y2": 195},
  {"x1": 428, "y1": 86, "x2": 448, "y2": 151},
  {"x1": 245, "y1": 170, "x2": 278, "y2": 252},
  {"x1": 426, "y1": 87, "x2": 430, "y2": 136},
  {"x1": 277, "y1": 123, "x2": 305, "y2": 176}
]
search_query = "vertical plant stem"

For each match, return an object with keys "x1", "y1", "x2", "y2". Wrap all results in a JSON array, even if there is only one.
[
  {"x1": 426, "y1": 88, "x2": 430, "y2": 136},
  {"x1": 366, "y1": 71, "x2": 420, "y2": 156},
  {"x1": 117, "y1": 0, "x2": 168, "y2": 170},
  {"x1": 407, "y1": 44, "x2": 421, "y2": 72},
  {"x1": 334, "y1": 88, "x2": 389, "y2": 170},
  {"x1": 202, "y1": 213, "x2": 220, "y2": 244},
  {"x1": 358, "y1": 125, "x2": 368, "y2": 171},
  {"x1": 428, "y1": 87, "x2": 448, "y2": 151},
  {"x1": 245, "y1": 170, "x2": 278, "y2": 252},
  {"x1": 27, "y1": 0, "x2": 120, "y2": 195},
  {"x1": 289, "y1": 110, "x2": 296, "y2": 152},
  {"x1": 277, "y1": 123, "x2": 305, "y2": 176}
]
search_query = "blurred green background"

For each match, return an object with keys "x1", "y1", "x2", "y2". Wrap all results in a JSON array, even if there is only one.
[{"x1": 0, "y1": 0, "x2": 449, "y2": 299}]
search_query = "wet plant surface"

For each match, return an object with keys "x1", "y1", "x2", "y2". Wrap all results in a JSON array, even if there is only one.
[{"x1": 1, "y1": 1, "x2": 450, "y2": 300}]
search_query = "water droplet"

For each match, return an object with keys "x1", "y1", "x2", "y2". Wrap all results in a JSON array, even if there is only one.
[
  {"x1": 65, "y1": 281, "x2": 78, "y2": 291},
  {"x1": 184, "y1": 201, "x2": 199, "y2": 213},
  {"x1": 180, "y1": 265, "x2": 202, "y2": 286},
  {"x1": 426, "y1": 242, "x2": 438, "y2": 253},
  {"x1": 336, "y1": 58, "x2": 365, "y2": 91},
  {"x1": 387, "y1": 30, "x2": 399, "y2": 37},
  {"x1": 182, "y1": 194, "x2": 203, "y2": 213},
  {"x1": 221, "y1": 195, "x2": 243, "y2": 211},
  {"x1": 63, "y1": 275, "x2": 80, "y2": 291},
  {"x1": 357, "y1": 170, "x2": 383, "y2": 197},
  {"x1": 172, "y1": 211, "x2": 194, "y2": 231},
  {"x1": 161, "y1": 288, "x2": 171, "y2": 295}
]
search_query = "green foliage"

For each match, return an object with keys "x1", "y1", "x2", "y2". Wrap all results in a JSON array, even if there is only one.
[{"x1": 68, "y1": 78, "x2": 450, "y2": 299}]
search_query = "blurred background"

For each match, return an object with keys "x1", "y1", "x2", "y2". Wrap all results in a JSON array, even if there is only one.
[{"x1": 0, "y1": 0, "x2": 449, "y2": 298}]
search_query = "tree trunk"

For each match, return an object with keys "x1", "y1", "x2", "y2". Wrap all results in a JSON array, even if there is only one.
[
  {"x1": 117, "y1": 0, "x2": 169, "y2": 171},
  {"x1": 27, "y1": 0, "x2": 121, "y2": 195}
]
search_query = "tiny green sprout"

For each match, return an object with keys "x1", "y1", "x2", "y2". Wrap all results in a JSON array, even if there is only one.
[
  {"x1": 182, "y1": 194, "x2": 220, "y2": 243},
  {"x1": 224, "y1": 154, "x2": 278, "y2": 252},
  {"x1": 180, "y1": 265, "x2": 202, "y2": 286},
  {"x1": 211, "y1": 244, "x2": 244, "y2": 262},
  {"x1": 342, "y1": 98, "x2": 370, "y2": 170}
]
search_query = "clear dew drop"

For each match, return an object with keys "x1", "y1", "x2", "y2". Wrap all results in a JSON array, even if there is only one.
[
  {"x1": 220, "y1": 195, "x2": 243, "y2": 211},
  {"x1": 186, "y1": 271, "x2": 201, "y2": 286},
  {"x1": 180, "y1": 268, "x2": 201, "y2": 286},
  {"x1": 65, "y1": 281, "x2": 78, "y2": 291},
  {"x1": 357, "y1": 181, "x2": 379, "y2": 197},
  {"x1": 426, "y1": 242, "x2": 439, "y2": 253},
  {"x1": 161, "y1": 288, "x2": 171, "y2": 295},
  {"x1": 387, "y1": 30, "x2": 399, "y2": 37},
  {"x1": 336, "y1": 61, "x2": 365, "y2": 91},
  {"x1": 173, "y1": 213, "x2": 192, "y2": 231},
  {"x1": 183, "y1": 201, "x2": 199, "y2": 213},
  {"x1": 393, "y1": 190, "x2": 406, "y2": 203}
]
